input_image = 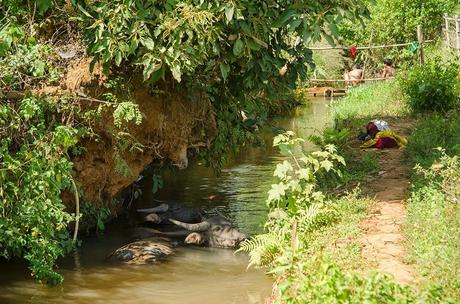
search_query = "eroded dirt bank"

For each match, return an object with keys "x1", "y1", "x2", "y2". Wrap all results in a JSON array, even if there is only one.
[{"x1": 60, "y1": 58, "x2": 217, "y2": 209}]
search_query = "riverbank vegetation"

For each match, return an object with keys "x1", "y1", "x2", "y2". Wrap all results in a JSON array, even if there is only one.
[
  {"x1": 244, "y1": 6, "x2": 460, "y2": 300},
  {"x1": 238, "y1": 134, "x2": 426, "y2": 302}
]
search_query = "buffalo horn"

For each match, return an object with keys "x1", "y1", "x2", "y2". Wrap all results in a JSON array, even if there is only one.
[
  {"x1": 137, "y1": 203, "x2": 169, "y2": 213},
  {"x1": 169, "y1": 219, "x2": 210, "y2": 231}
]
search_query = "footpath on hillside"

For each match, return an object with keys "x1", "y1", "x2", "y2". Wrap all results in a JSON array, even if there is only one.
[{"x1": 357, "y1": 119, "x2": 415, "y2": 285}]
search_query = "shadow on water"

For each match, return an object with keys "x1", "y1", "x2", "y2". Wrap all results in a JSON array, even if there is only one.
[{"x1": 0, "y1": 97, "x2": 332, "y2": 304}]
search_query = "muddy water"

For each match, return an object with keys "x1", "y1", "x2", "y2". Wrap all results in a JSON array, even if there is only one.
[{"x1": 0, "y1": 97, "x2": 331, "y2": 304}]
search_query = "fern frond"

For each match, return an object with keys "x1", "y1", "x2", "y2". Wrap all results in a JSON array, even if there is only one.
[{"x1": 237, "y1": 233, "x2": 284, "y2": 268}]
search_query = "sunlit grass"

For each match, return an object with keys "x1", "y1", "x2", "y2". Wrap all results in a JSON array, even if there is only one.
[{"x1": 332, "y1": 79, "x2": 409, "y2": 122}]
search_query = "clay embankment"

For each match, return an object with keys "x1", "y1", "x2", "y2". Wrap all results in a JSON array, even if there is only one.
[{"x1": 54, "y1": 58, "x2": 217, "y2": 209}]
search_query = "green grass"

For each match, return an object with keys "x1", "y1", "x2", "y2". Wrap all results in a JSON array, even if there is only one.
[
  {"x1": 332, "y1": 79, "x2": 409, "y2": 123},
  {"x1": 272, "y1": 192, "x2": 445, "y2": 303},
  {"x1": 406, "y1": 113, "x2": 460, "y2": 167},
  {"x1": 304, "y1": 191, "x2": 372, "y2": 271},
  {"x1": 406, "y1": 178, "x2": 460, "y2": 301},
  {"x1": 404, "y1": 115, "x2": 460, "y2": 301}
]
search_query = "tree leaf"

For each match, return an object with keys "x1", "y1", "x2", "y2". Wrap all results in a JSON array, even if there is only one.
[
  {"x1": 251, "y1": 35, "x2": 268, "y2": 48},
  {"x1": 76, "y1": 3, "x2": 94, "y2": 18},
  {"x1": 233, "y1": 39, "x2": 244, "y2": 56},
  {"x1": 37, "y1": 0, "x2": 53, "y2": 14},
  {"x1": 273, "y1": 9, "x2": 297, "y2": 28},
  {"x1": 141, "y1": 37, "x2": 155, "y2": 51},
  {"x1": 288, "y1": 19, "x2": 302, "y2": 32},
  {"x1": 171, "y1": 64, "x2": 182, "y2": 82},
  {"x1": 31, "y1": 60, "x2": 45, "y2": 77},
  {"x1": 320, "y1": 160, "x2": 333, "y2": 172},
  {"x1": 143, "y1": 61, "x2": 162, "y2": 81},
  {"x1": 225, "y1": 5, "x2": 234, "y2": 23},
  {"x1": 267, "y1": 183, "x2": 286, "y2": 202},
  {"x1": 297, "y1": 168, "x2": 311, "y2": 180},
  {"x1": 115, "y1": 51, "x2": 122, "y2": 66},
  {"x1": 246, "y1": 39, "x2": 261, "y2": 51},
  {"x1": 323, "y1": 33, "x2": 336, "y2": 47},
  {"x1": 278, "y1": 143, "x2": 290, "y2": 156},
  {"x1": 274, "y1": 160, "x2": 293, "y2": 178},
  {"x1": 150, "y1": 66, "x2": 164, "y2": 83},
  {"x1": 329, "y1": 23, "x2": 339, "y2": 37},
  {"x1": 240, "y1": 21, "x2": 251, "y2": 34},
  {"x1": 219, "y1": 63, "x2": 230, "y2": 81}
]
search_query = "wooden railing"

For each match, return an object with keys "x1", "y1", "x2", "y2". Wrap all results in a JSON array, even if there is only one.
[{"x1": 443, "y1": 14, "x2": 460, "y2": 54}]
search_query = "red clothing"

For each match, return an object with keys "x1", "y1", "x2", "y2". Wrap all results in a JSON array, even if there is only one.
[
  {"x1": 366, "y1": 122, "x2": 379, "y2": 138},
  {"x1": 375, "y1": 137, "x2": 398, "y2": 149},
  {"x1": 350, "y1": 46, "x2": 357, "y2": 61}
]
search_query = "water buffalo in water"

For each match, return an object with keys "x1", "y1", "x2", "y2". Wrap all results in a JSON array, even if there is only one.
[
  {"x1": 168, "y1": 216, "x2": 248, "y2": 248},
  {"x1": 107, "y1": 237, "x2": 173, "y2": 265},
  {"x1": 137, "y1": 201, "x2": 203, "y2": 225},
  {"x1": 108, "y1": 216, "x2": 247, "y2": 264}
]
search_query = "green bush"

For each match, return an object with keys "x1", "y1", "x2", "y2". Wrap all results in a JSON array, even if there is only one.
[
  {"x1": 0, "y1": 96, "x2": 83, "y2": 284},
  {"x1": 406, "y1": 113, "x2": 460, "y2": 167},
  {"x1": 406, "y1": 115, "x2": 460, "y2": 301},
  {"x1": 399, "y1": 59, "x2": 459, "y2": 113}
]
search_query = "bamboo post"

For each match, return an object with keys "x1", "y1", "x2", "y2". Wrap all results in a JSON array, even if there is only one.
[
  {"x1": 456, "y1": 15, "x2": 460, "y2": 55},
  {"x1": 444, "y1": 13, "x2": 450, "y2": 48},
  {"x1": 417, "y1": 25, "x2": 424, "y2": 64}
]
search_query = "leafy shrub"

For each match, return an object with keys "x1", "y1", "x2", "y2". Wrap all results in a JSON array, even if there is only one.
[
  {"x1": 399, "y1": 59, "x2": 460, "y2": 113},
  {"x1": 237, "y1": 132, "x2": 345, "y2": 267},
  {"x1": 266, "y1": 132, "x2": 345, "y2": 211},
  {"x1": 0, "y1": 22, "x2": 60, "y2": 89},
  {"x1": 309, "y1": 127, "x2": 351, "y2": 150},
  {"x1": 0, "y1": 96, "x2": 85, "y2": 284}
]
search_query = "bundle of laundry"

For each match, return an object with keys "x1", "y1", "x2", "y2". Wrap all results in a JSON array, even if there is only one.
[{"x1": 359, "y1": 120, "x2": 407, "y2": 149}]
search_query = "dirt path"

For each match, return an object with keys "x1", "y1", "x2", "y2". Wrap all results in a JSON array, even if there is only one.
[{"x1": 359, "y1": 120, "x2": 415, "y2": 285}]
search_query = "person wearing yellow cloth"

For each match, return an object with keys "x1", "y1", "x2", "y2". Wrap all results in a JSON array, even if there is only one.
[{"x1": 361, "y1": 130, "x2": 408, "y2": 149}]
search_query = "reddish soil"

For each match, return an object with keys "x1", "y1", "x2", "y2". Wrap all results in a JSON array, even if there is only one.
[
  {"x1": 52, "y1": 58, "x2": 217, "y2": 207},
  {"x1": 359, "y1": 120, "x2": 415, "y2": 284}
]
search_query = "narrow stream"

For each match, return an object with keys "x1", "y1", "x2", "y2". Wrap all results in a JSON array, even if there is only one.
[{"x1": 0, "y1": 97, "x2": 331, "y2": 304}]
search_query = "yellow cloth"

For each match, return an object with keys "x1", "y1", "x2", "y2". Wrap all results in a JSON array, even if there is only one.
[{"x1": 360, "y1": 130, "x2": 408, "y2": 149}]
